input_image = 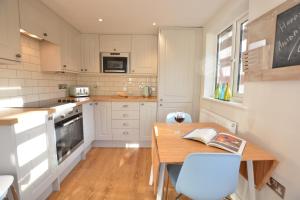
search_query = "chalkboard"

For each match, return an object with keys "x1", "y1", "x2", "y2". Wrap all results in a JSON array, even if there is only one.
[{"x1": 273, "y1": 3, "x2": 300, "y2": 68}]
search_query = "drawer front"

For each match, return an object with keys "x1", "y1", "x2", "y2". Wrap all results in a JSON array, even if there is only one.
[
  {"x1": 112, "y1": 102, "x2": 139, "y2": 111},
  {"x1": 112, "y1": 129, "x2": 139, "y2": 141},
  {"x1": 112, "y1": 110, "x2": 139, "y2": 119},
  {"x1": 111, "y1": 120, "x2": 139, "y2": 129}
]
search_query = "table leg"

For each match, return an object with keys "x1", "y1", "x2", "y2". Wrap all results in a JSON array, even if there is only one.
[
  {"x1": 149, "y1": 164, "x2": 154, "y2": 185},
  {"x1": 156, "y1": 163, "x2": 166, "y2": 200},
  {"x1": 247, "y1": 160, "x2": 256, "y2": 200}
]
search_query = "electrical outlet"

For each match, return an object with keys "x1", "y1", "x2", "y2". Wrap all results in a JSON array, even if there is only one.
[
  {"x1": 267, "y1": 177, "x2": 286, "y2": 199},
  {"x1": 58, "y1": 84, "x2": 67, "y2": 89}
]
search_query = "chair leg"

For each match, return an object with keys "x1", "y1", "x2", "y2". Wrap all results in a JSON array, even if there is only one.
[
  {"x1": 175, "y1": 193, "x2": 182, "y2": 200},
  {"x1": 10, "y1": 185, "x2": 19, "y2": 200},
  {"x1": 164, "y1": 174, "x2": 170, "y2": 200}
]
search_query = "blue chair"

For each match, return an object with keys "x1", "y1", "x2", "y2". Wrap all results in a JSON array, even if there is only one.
[
  {"x1": 166, "y1": 153, "x2": 241, "y2": 200},
  {"x1": 166, "y1": 112, "x2": 192, "y2": 124}
]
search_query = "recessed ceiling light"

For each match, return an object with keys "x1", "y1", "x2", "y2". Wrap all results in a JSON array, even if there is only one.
[
  {"x1": 98, "y1": 18, "x2": 103, "y2": 22},
  {"x1": 152, "y1": 22, "x2": 156, "y2": 26}
]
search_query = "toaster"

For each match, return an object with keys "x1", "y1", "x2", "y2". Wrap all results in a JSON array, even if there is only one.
[{"x1": 69, "y1": 86, "x2": 90, "y2": 97}]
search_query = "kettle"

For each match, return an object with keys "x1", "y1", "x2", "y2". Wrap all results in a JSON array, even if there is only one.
[{"x1": 143, "y1": 86, "x2": 152, "y2": 97}]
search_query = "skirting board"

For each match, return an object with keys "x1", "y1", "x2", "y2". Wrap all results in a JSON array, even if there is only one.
[{"x1": 93, "y1": 140, "x2": 151, "y2": 148}]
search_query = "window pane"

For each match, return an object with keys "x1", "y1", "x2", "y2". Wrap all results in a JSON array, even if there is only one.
[
  {"x1": 216, "y1": 26, "x2": 233, "y2": 86},
  {"x1": 237, "y1": 20, "x2": 248, "y2": 94}
]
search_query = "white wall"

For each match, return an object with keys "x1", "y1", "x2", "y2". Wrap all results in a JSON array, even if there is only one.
[{"x1": 201, "y1": 0, "x2": 300, "y2": 199}]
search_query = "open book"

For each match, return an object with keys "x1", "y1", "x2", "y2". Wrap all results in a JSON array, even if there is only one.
[{"x1": 183, "y1": 128, "x2": 246, "y2": 154}]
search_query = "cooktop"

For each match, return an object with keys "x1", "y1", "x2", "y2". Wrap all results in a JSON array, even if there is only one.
[{"x1": 16, "y1": 98, "x2": 78, "y2": 108}]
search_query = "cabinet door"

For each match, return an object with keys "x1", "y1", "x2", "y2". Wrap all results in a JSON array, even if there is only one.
[
  {"x1": 131, "y1": 35, "x2": 157, "y2": 74},
  {"x1": 158, "y1": 29, "x2": 196, "y2": 102},
  {"x1": 19, "y1": 0, "x2": 60, "y2": 44},
  {"x1": 83, "y1": 103, "x2": 95, "y2": 147},
  {"x1": 80, "y1": 34, "x2": 100, "y2": 73},
  {"x1": 100, "y1": 35, "x2": 131, "y2": 52},
  {"x1": 140, "y1": 102, "x2": 157, "y2": 141},
  {"x1": 0, "y1": 0, "x2": 21, "y2": 63},
  {"x1": 94, "y1": 102, "x2": 112, "y2": 140},
  {"x1": 70, "y1": 28, "x2": 81, "y2": 72},
  {"x1": 157, "y1": 102, "x2": 192, "y2": 122}
]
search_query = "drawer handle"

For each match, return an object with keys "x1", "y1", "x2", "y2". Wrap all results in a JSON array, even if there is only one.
[
  {"x1": 123, "y1": 131, "x2": 129, "y2": 135},
  {"x1": 123, "y1": 122, "x2": 128, "y2": 126},
  {"x1": 123, "y1": 114, "x2": 128, "y2": 118},
  {"x1": 122, "y1": 105, "x2": 128, "y2": 108}
]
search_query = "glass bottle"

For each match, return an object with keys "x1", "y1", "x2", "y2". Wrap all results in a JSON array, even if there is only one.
[{"x1": 224, "y1": 82, "x2": 232, "y2": 101}]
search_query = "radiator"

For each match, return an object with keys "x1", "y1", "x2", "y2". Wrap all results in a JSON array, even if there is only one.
[{"x1": 199, "y1": 109, "x2": 237, "y2": 134}]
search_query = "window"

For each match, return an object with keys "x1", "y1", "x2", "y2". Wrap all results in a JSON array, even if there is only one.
[
  {"x1": 216, "y1": 26, "x2": 233, "y2": 87},
  {"x1": 214, "y1": 14, "x2": 248, "y2": 100}
]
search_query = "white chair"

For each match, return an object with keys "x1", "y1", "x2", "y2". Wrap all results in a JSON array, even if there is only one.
[
  {"x1": 166, "y1": 153, "x2": 241, "y2": 200},
  {"x1": 0, "y1": 176, "x2": 18, "y2": 200}
]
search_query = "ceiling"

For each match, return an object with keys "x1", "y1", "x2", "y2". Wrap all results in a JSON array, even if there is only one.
[{"x1": 41, "y1": 0, "x2": 231, "y2": 34}]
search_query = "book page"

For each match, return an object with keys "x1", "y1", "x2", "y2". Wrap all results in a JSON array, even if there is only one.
[
  {"x1": 209, "y1": 133, "x2": 246, "y2": 154},
  {"x1": 183, "y1": 128, "x2": 217, "y2": 144}
]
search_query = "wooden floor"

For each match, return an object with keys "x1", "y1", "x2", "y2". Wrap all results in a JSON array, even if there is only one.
[{"x1": 48, "y1": 148, "x2": 181, "y2": 200}]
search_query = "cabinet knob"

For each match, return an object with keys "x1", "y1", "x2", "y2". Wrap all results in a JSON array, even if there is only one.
[
  {"x1": 160, "y1": 99, "x2": 163, "y2": 102},
  {"x1": 43, "y1": 33, "x2": 48, "y2": 37},
  {"x1": 141, "y1": 103, "x2": 144, "y2": 106},
  {"x1": 160, "y1": 104, "x2": 163, "y2": 106},
  {"x1": 122, "y1": 114, "x2": 128, "y2": 118},
  {"x1": 123, "y1": 122, "x2": 128, "y2": 126},
  {"x1": 113, "y1": 48, "x2": 116, "y2": 51},
  {"x1": 15, "y1": 53, "x2": 22, "y2": 58},
  {"x1": 123, "y1": 131, "x2": 128, "y2": 135},
  {"x1": 85, "y1": 69, "x2": 87, "y2": 71},
  {"x1": 81, "y1": 69, "x2": 83, "y2": 71},
  {"x1": 63, "y1": 65, "x2": 67, "y2": 68},
  {"x1": 89, "y1": 103, "x2": 93, "y2": 106},
  {"x1": 95, "y1": 102, "x2": 98, "y2": 105},
  {"x1": 122, "y1": 105, "x2": 128, "y2": 108},
  {"x1": 132, "y1": 69, "x2": 135, "y2": 73}
]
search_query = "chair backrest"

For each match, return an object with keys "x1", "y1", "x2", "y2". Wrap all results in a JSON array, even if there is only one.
[
  {"x1": 165, "y1": 112, "x2": 192, "y2": 123},
  {"x1": 176, "y1": 153, "x2": 241, "y2": 200}
]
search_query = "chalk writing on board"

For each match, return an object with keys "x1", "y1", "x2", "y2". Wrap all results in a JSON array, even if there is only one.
[{"x1": 273, "y1": 4, "x2": 300, "y2": 68}]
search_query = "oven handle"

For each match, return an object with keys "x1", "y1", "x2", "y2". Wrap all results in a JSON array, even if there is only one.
[{"x1": 57, "y1": 115, "x2": 83, "y2": 128}]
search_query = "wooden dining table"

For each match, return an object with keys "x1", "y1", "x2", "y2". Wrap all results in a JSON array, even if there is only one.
[{"x1": 149, "y1": 123, "x2": 278, "y2": 200}]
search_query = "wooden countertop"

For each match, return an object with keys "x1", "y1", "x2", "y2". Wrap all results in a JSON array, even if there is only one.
[
  {"x1": 0, "y1": 108, "x2": 56, "y2": 125},
  {"x1": 0, "y1": 96, "x2": 157, "y2": 125}
]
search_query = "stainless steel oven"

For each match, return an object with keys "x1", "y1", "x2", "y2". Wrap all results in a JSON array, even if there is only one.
[
  {"x1": 54, "y1": 105, "x2": 84, "y2": 164},
  {"x1": 101, "y1": 52, "x2": 129, "y2": 73}
]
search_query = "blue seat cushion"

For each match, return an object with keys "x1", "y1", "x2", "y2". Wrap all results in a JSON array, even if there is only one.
[{"x1": 167, "y1": 164, "x2": 182, "y2": 186}]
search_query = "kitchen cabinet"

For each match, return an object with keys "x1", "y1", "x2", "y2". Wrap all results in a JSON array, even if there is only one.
[
  {"x1": 40, "y1": 21, "x2": 81, "y2": 73},
  {"x1": 99, "y1": 35, "x2": 131, "y2": 52},
  {"x1": 19, "y1": 0, "x2": 61, "y2": 44},
  {"x1": 158, "y1": 28, "x2": 201, "y2": 121},
  {"x1": 0, "y1": 112, "x2": 57, "y2": 200},
  {"x1": 131, "y1": 35, "x2": 157, "y2": 74},
  {"x1": 0, "y1": 0, "x2": 21, "y2": 64},
  {"x1": 94, "y1": 102, "x2": 112, "y2": 140},
  {"x1": 140, "y1": 102, "x2": 157, "y2": 141},
  {"x1": 83, "y1": 103, "x2": 95, "y2": 148},
  {"x1": 60, "y1": 22, "x2": 81, "y2": 73},
  {"x1": 111, "y1": 102, "x2": 139, "y2": 141},
  {"x1": 80, "y1": 34, "x2": 100, "y2": 73},
  {"x1": 157, "y1": 102, "x2": 192, "y2": 122}
]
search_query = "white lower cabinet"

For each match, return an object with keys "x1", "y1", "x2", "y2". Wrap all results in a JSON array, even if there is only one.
[
  {"x1": 92, "y1": 101, "x2": 157, "y2": 144},
  {"x1": 0, "y1": 112, "x2": 57, "y2": 200},
  {"x1": 94, "y1": 102, "x2": 112, "y2": 140},
  {"x1": 83, "y1": 103, "x2": 95, "y2": 148},
  {"x1": 140, "y1": 102, "x2": 157, "y2": 141}
]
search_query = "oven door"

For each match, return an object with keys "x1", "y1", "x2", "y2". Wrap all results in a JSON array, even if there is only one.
[
  {"x1": 101, "y1": 53, "x2": 128, "y2": 73},
  {"x1": 55, "y1": 113, "x2": 84, "y2": 164}
]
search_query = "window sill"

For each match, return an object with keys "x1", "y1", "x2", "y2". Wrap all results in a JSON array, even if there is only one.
[{"x1": 202, "y1": 96, "x2": 248, "y2": 110}]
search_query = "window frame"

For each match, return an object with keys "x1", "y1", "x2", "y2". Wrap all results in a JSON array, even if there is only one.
[
  {"x1": 213, "y1": 13, "x2": 248, "y2": 102},
  {"x1": 232, "y1": 14, "x2": 248, "y2": 99}
]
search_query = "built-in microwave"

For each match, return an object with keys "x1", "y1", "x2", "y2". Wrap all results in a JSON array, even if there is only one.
[{"x1": 101, "y1": 52, "x2": 129, "y2": 73}]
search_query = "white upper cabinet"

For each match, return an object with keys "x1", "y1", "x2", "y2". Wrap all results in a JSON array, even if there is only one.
[
  {"x1": 0, "y1": 0, "x2": 21, "y2": 63},
  {"x1": 131, "y1": 35, "x2": 157, "y2": 74},
  {"x1": 19, "y1": 0, "x2": 60, "y2": 44},
  {"x1": 158, "y1": 28, "x2": 196, "y2": 103},
  {"x1": 99, "y1": 35, "x2": 131, "y2": 52},
  {"x1": 55, "y1": 22, "x2": 81, "y2": 72},
  {"x1": 80, "y1": 34, "x2": 100, "y2": 73}
]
